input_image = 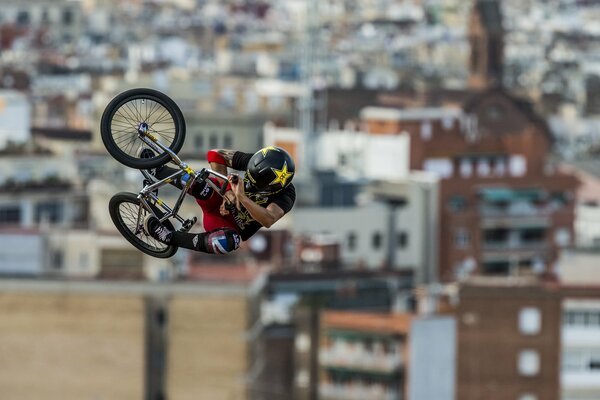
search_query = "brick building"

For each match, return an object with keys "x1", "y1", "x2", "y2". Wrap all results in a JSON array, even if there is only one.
[
  {"x1": 362, "y1": 89, "x2": 578, "y2": 281},
  {"x1": 457, "y1": 277, "x2": 562, "y2": 400},
  {"x1": 454, "y1": 277, "x2": 600, "y2": 400},
  {"x1": 359, "y1": 0, "x2": 579, "y2": 281}
]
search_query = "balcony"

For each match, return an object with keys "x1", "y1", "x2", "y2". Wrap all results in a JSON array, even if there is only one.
[
  {"x1": 479, "y1": 215, "x2": 550, "y2": 229},
  {"x1": 561, "y1": 371, "x2": 600, "y2": 390},
  {"x1": 482, "y1": 240, "x2": 548, "y2": 251},
  {"x1": 319, "y1": 346, "x2": 403, "y2": 375},
  {"x1": 319, "y1": 381, "x2": 401, "y2": 400},
  {"x1": 562, "y1": 327, "x2": 600, "y2": 347}
]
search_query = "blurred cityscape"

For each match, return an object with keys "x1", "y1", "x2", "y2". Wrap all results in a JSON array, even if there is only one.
[{"x1": 1, "y1": 0, "x2": 600, "y2": 399}]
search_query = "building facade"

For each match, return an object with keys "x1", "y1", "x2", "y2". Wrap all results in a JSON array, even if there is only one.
[
  {"x1": 456, "y1": 278, "x2": 562, "y2": 400},
  {"x1": 318, "y1": 311, "x2": 411, "y2": 400},
  {"x1": 362, "y1": 89, "x2": 578, "y2": 281}
]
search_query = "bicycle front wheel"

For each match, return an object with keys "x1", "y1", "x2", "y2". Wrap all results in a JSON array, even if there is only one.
[
  {"x1": 101, "y1": 88, "x2": 186, "y2": 169},
  {"x1": 109, "y1": 192, "x2": 178, "y2": 258}
]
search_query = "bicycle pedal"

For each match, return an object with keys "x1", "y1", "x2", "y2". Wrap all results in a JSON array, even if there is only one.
[{"x1": 179, "y1": 217, "x2": 197, "y2": 233}]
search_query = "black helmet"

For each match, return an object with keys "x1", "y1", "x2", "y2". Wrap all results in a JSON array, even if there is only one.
[{"x1": 245, "y1": 146, "x2": 295, "y2": 194}]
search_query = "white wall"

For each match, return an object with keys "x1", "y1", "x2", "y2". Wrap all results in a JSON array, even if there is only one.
[
  {"x1": 408, "y1": 317, "x2": 456, "y2": 400},
  {"x1": 316, "y1": 130, "x2": 410, "y2": 182},
  {"x1": 0, "y1": 233, "x2": 44, "y2": 275},
  {"x1": 562, "y1": 299, "x2": 600, "y2": 398},
  {"x1": 291, "y1": 174, "x2": 438, "y2": 279},
  {"x1": 0, "y1": 91, "x2": 30, "y2": 149},
  {"x1": 575, "y1": 203, "x2": 600, "y2": 248}
]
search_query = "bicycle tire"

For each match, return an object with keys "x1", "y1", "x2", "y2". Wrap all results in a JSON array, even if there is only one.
[
  {"x1": 101, "y1": 88, "x2": 186, "y2": 169},
  {"x1": 109, "y1": 192, "x2": 178, "y2": 258}
]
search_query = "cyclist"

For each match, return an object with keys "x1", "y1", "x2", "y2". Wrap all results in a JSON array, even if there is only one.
[{"x1": 143, "y1": 146, "x2": 296, "y2": 255}]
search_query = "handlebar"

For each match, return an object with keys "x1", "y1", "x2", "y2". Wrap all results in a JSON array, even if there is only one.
[{"x1": 196, "y1": 169, "x2": 240, "y2": 197}]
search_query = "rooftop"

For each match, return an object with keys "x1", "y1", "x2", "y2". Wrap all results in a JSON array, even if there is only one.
[
  {"x1": 322, "y1": 310, "x2": 412, "y2": 335},
  {"x1": 360, "y1": 106, "x2": 462, "y2": 121}
]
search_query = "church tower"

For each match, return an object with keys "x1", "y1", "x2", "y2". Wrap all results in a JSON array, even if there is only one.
[{"x1": 468, "y1": 0, "x2": 504, "y2": 89}]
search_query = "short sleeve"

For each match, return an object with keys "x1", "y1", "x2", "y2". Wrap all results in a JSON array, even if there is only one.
[
  {"x1": 231, "y1": 152, "x2": 254, "y2": 171},
  {"x1": 272, "y1": 185, "x2": 296, "y2": 214}
]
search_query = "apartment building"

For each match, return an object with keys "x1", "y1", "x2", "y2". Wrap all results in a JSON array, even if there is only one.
[
  {"x1": 0, "y1": 0, "x2": 84, "y2": 44},
  {"x1": 454, "y1": 277, "x2": 600, "y2": 400},
  {"x1": 249, "y1": 270, "x2": 413, "y2": 400},
  {"x1": 561, "y1": 287, "x2": 600, "y2": 400},
  {"x1": 456, "y1": 277, "x2": 562, "y2": 400},
  {"x1": 318, "y1": 311, "x2": 411, "y2": 400}
]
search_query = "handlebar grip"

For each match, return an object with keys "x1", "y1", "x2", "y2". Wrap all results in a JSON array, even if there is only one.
[{"x1": 219, "y1": 174, "x2": 239, "y2": 194}]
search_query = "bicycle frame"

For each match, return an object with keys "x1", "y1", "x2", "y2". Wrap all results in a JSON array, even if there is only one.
[{"x1": 132, "y1": 130, "x2": 230, "y2": 232}]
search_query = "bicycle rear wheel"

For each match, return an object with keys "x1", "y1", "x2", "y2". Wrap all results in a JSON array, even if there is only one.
[
  {"x1": 109, "y1": 192, "x2": 178, "y2": 258},
  {"x1": 101, "y1": 88, "x2": 186, "y2": 169}
]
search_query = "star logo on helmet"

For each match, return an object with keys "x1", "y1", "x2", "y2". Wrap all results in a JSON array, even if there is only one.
[
  {"x1": 260, "y1": 146, "x2": 279, "y2": 157},
  {"x1": 270, "y1": 161, "x2": 294, "y2": 187}
]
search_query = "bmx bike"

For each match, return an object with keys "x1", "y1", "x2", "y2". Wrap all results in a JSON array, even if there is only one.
[{"x1": 101, "y1": 88, "x2": 233, "y2": 258}]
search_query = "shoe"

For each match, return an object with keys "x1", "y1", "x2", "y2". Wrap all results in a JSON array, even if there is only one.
[{"x1": 143, "y1": 215, "x2": 173, "y2": 244}]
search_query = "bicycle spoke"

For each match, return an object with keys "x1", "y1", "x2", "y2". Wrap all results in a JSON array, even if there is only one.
[{"x1": 119, "y1": 202, "x2": 169, "y2": 251}]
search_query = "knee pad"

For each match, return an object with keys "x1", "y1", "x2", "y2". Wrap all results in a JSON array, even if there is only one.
[
  {"x1": 190, "y1": 180, "x2": 213, "y2": 200},
  {"x1": 205, "y1": 228, "x2": 241, "y2": 254}
]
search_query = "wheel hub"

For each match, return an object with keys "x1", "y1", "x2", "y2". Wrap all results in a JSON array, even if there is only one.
[{"x1": 138, "y1": 122, "x2": 149, "y2": 134}]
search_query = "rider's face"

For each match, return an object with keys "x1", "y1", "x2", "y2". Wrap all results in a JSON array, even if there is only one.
[{"x1": 244, "y1": 177, "x2": 273, "y2": 196}]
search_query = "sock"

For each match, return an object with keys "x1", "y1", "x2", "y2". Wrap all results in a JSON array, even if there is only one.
[{"x1": 171, "y1": 231, "x2": 209, "y2": 252}]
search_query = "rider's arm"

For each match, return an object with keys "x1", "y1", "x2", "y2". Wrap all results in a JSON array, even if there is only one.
[
  {"x1": 229, "y1": 174, "x2": 291, "y2": 228},
  {"x1": 207, "y1": 149, "x2": 235, "y2": 175},
  {"x1": 238, "y1": 195, "x2": 285, "y2": 228}
]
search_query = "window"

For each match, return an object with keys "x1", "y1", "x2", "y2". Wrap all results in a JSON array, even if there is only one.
[
  {"x1": 423, "y1": 158, "x2": 453, "y2": 178},
  {"x1": 494, "y1": 157, "x2": 506, "y2": 176},
  {"x1": 35, "y1": 201, "x2": 63, "y2": 223},
  {"x1": 483, "y1": 261, "x2": 510, "y2": 275},
  {"x1": 16, "y1": 11, "x2": 30, "y2": 25},
  {"x1": 521, "y1": 228, "x2": 545, "y2": 243},
  {"x1": 51, "y1": 250, "x2": 63, "y2": 270},
  {"x1": 477, "y1": 158, "x2": 491, "y2": 177},
  {"x1": 485, "y1": 104, "x2": 505, "y2": 121},
  {"x1": 62, "y1": 8, "x2": 74, "y2": 25},
  {"x1": 448, "y1": 196, "x2": 467, "y2": 212},
  {"x1": 483, "y1": 228, "x2": 509, "y2": 245},
  {"x1": 563, "y1": 310, "x2": 600, "y2": 328},
  {"x1": 554, "y1": 228, "x2": 571, "y2": 247},
  {"x1": 420, "y1": 121, "x2": 432, "y2": 140},
  {"x1": 460, "y1": 158, "x2": 473, "y2": 178},
  {"x1": 209, "y1": 133, "x2": 218, "y2": 149},
  {"x1": 442, "y1": 116, "x2": 454, "y2": 130},
  {"x1": 372, "y1": 232, "x2": 382, "y2": 250},
  {"x1": 562, "y1": 349, "x2": 600, "y2": 372},
  {"x1": 347, "y1": 232, "x2": 357, "y2": 251},
  {"x1": 518, "y1": 394, "x2": 538, "y2": 400},
  {"x1": 509, "y1": 155, "x2": 527, "y2": 177},
  {"x1": 41, "y1": 9, "x2": 50, "y2": 23},
  {"x1": 194, "y1": 135, "x2": 204, "y2": 150},
  {"x1": 454, "y1": 228, "x2": 470, "y2": 249},
  {"x1": 295, "y1": 333, "x2": 311, "y2": 353},
  {"x1": 519, "y1": 307, "x2": 541, "y2": 335},
  {"x1": 223, "y1": 133, "x2": 233, "y2": 148},
  {"x1": 518, "y1": 350, "x2": 540, "y2": 376},
  {"x1": 0, "y1": 206, "x2": 21, "y2": 224},
  {"x1": 397, "y1": 232, "x2": 408, "y2": 248}
]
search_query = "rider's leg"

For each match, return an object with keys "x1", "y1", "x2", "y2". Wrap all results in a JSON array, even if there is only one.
[{"x1": 144, "y1": 215, "x2": 241, "y2": 254}]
